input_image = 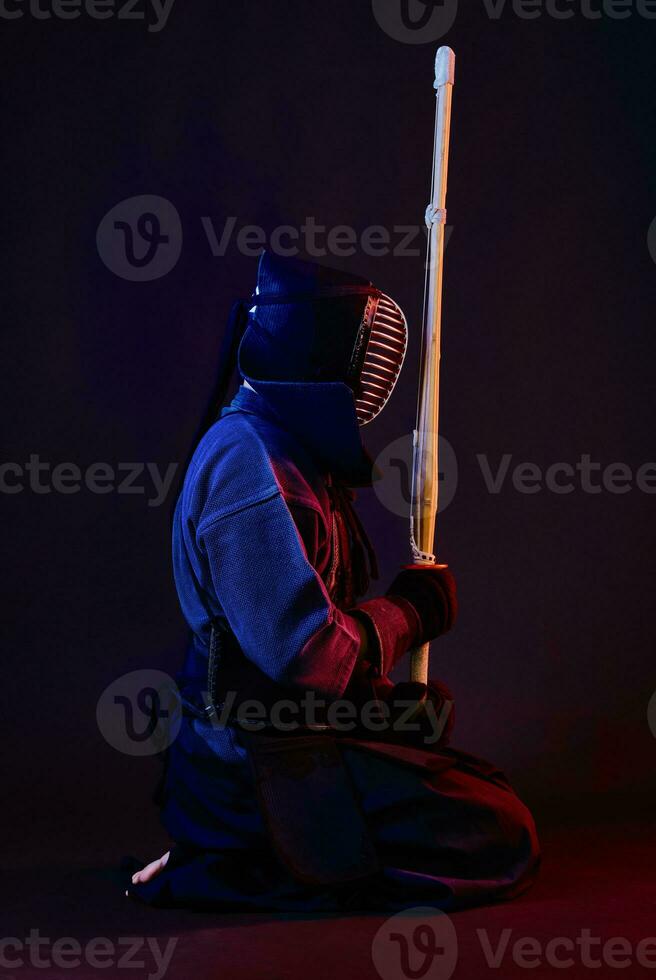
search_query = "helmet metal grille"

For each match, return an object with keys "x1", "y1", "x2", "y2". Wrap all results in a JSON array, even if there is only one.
[{"x1": 355, "y1": 293, "x2": 408, "y2": 425}]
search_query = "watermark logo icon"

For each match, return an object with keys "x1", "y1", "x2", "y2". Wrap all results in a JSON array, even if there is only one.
[
  {"x1": 372, "y1": 0, "x2": 458, "y2": 43},
  {"x1": 373, "y1": 433, "x2": 458, "y2": 518},
  {"x1": 648, "y1": 216, "x2": 656, "y2": 266},
  {"x1": 96, "y1": 669, "x2": 181, "y2": 756},
  {"x1": 648, "y1": 689, "x2": 656, "y2": 741},
  {"x1": 372, "y1": 907, "x2": 458, "y2": 980},
  {"x1": 97, "y1": 195, "x2": 182, "y2": 281}
]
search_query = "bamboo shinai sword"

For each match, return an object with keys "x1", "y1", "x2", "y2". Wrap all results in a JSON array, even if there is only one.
[{"x1": 409, "y1": 46, "x2": 456, "y2": 684}]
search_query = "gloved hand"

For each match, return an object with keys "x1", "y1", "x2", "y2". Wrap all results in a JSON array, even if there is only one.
[{"x1": 386, "y1": 564, "x2": 457, "y2": 646}]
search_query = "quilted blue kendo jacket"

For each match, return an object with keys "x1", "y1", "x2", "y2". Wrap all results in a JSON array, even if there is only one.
[{"x1": 170, "y1": 384, "x2": 419, "y2": 767}]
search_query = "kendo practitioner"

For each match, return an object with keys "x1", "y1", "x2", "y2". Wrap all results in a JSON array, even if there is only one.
[{"x1": 128, "y1": 251, "x2": 540, "y2": 912}]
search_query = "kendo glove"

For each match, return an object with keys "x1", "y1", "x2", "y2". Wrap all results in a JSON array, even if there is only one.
[
  {"x1": 350, "y1": 563, "x2": 457, "y2": 678},
  {"x1": 386, "y1": 564, "x2": 458, "y2": 646}
]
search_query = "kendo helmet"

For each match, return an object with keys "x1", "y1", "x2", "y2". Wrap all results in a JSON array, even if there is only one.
[{"x1": 238, "y1": 251, "x2": 408, "y2": 425}]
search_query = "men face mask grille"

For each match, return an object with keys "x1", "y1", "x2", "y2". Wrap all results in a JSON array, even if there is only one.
[{"x1": 354, "y1": 293, "x2": 408, "y2": 425}]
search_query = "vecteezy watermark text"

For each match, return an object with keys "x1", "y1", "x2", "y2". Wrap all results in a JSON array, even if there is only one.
[
  {"x1": 372, "y1": 0, "x2": 656, "y2": 45},
  {"x1": 481, "y1": 0, "x2": 656, "y2": 19},
  {"x1": 201, "y1": 215, "x2": 452, "y2": 261},
  {"x1": 372, "y1": 908, "x2": 656, "y2": 979},
  {"x1": 206, "y1": 690, "x2": 453, "y2": 746},
  {"x1": 374, "y1": 436, "x2": 656, "y2": 518},
  {"x1": 0, "y1": 0, "x2": 176, "y2": 31},
  {"x1": 0, "y1": 932, "x2": 177, "y2": 980},
  {"x1": 96, "y1": 195, "x2": 453, "y2": 282},
  {"x1": 476, "y1": 453, "x2": 656, "y2": 496},
  {"x1": 478, "y1": 928, "x2": 656, "y2": 970},
  {"x1": 6, "y1": 449, "x2": 654, "y2": 514},
  {"x1": 0, "y1": 456, "x2": 178, "y2": 507},
  {"x1": 97, "y1": 669, "x2": 454, "y2": 755}
]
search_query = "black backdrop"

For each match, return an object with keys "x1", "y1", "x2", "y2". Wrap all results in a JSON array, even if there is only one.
[{"x1": 2, "y1": 0, "x2": 655, "y2": 867}]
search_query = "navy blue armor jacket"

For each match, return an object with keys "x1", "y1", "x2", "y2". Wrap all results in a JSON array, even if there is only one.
[{"x1": 171, "y1": 385, "x2": 418, "y2": 762}]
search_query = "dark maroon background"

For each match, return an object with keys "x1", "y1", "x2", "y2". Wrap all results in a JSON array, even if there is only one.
[{"x1": 2, "y1": 1, "x2": 655, "y2": 868}]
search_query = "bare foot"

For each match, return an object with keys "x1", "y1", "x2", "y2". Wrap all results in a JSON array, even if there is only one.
[{"x1": 131, "y1": 850, "x2": 171, "y2": 886}]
